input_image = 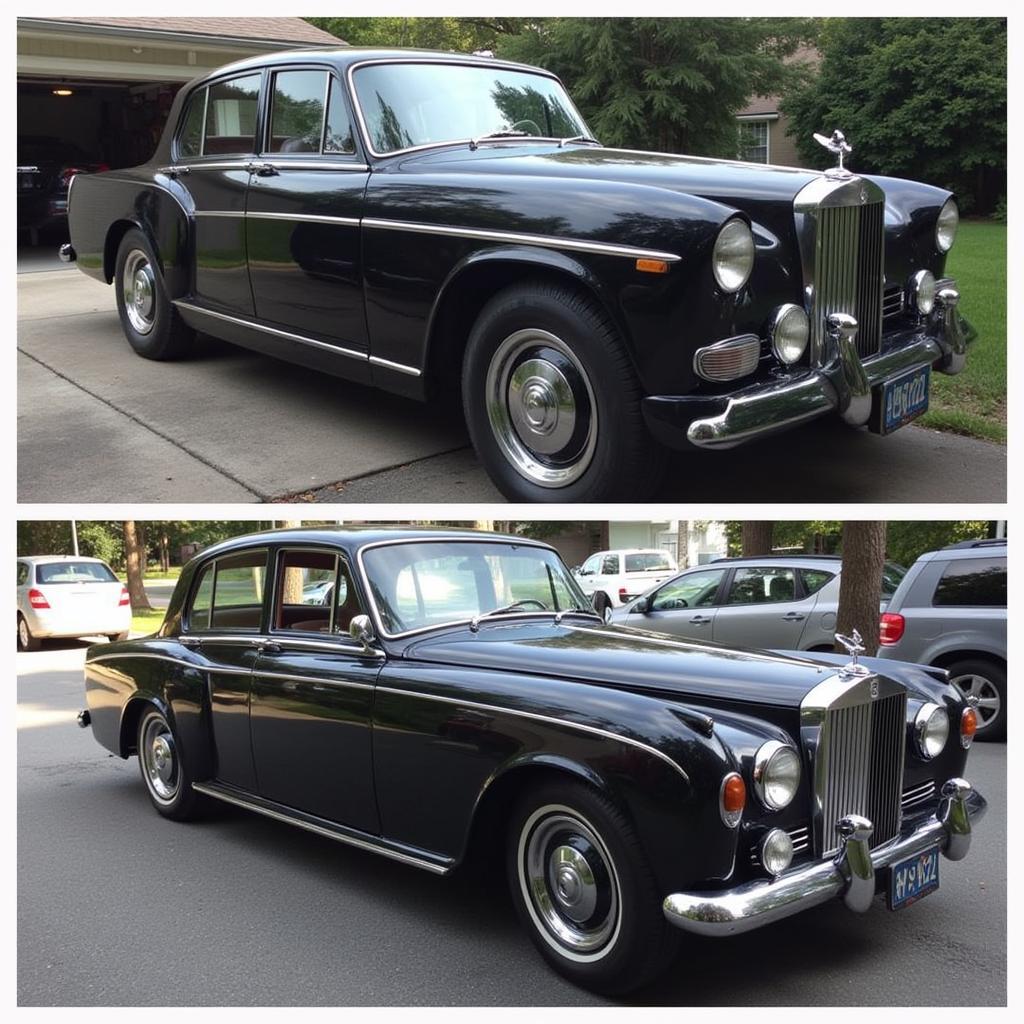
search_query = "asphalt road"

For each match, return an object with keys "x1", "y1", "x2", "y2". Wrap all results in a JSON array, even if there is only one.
[
  {"x1": 19, "y1": 644, "x2": 1006, "y2": 1006},
  {"x1": 18, "y1": 271, "x2": 1006, "y2": 503}
]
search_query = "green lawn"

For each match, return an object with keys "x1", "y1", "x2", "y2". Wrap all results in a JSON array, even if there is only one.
[
  {"x1": 130, "y1": 608, "x2": 167, "y2": 636},
  {"x1": 917, "y1": 219, "x2": 1006, "y2": 442},
  {"x1": 142, "y1": 566, "x2": 182, "y2": 581}
]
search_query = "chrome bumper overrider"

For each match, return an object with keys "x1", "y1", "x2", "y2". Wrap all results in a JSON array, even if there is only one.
[
  {"x1": 681, "y1": 286, "x2": 975, "y2": 450},
  {"x1": 663, "y1": 778, "x2": 986, "y2": 937}
]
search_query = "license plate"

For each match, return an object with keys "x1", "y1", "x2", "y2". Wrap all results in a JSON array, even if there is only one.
[
  {"x1": 888, "y1": 846, "x2": 940, "y2": 910},
  {"x1": 871, "y1": 364, "x2": 930, "y2": 435}
]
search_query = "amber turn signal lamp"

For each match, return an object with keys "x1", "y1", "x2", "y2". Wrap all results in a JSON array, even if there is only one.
[
  {"x1": 720, "y1": 772, "x2": 746, "y2": 828},
  {"x1": 635, "y1": 258, "x2": 669, "y2": 274},
  {"x1": 961, "y1": 706, "x2": 978, "y2": 748}
]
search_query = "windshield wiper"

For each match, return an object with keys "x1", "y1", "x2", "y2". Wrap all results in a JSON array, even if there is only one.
[
  {"x1": 469, "y1": 130, "x2": 531, "y2": 150},
  {"x1": 470, "y1": 600, "x2": 551, "y2": 631},
  {"x1": 558, "y1": 134, "x2": 602, "y2": 148},
  {"x1": 554, "y1": 606, "x2": 604, "y2": 623}
]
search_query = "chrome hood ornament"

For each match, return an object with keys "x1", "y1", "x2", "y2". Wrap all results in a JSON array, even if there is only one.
[
  {"x1": 835, "y1": 628, "x2": 874, "y2": 682},
  {"x1": 813, "y1": 129, "x2": 853, "y2": 180}
]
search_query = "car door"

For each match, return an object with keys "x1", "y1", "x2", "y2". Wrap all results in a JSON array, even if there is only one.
[
  {"x1": 625, "y1": 567, "x2": 727, "y2": 640},
  {"x1": 712, "y1": 565, "x2": 814, "y2": 650},
  {"x1": 172, "y1": 71, "x2": 263, "y2": 315},
  {"x1": 249, "y1": 546, "x2": 382, "y2": 834},
  {"x1": 245, "y1": 67, "x2": 371, "y2": 370}
]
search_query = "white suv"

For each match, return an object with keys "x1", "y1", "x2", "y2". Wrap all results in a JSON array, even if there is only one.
[{"x1": 574, "y1": 549, "x2": 678, "y2": 614}]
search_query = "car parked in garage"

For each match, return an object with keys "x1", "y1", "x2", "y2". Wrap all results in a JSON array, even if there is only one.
[
  {"x1": 17, "y1": 555, "x2": 131, "y2": 650},
  {"x1": 609, "y1": 554, "x2": 905, "y2": 650},
  {"x1": 878, "y1": 540, "x2": 1007, "y2": 741},
  {"x1": 79, "y1": 526, "x2": 986, "y2": 993},
  {"x1": 63, "y1": 47, "x2": 976, "y2": 501},
  {"x1": 573, "y1": 548, "x2": 677, "y2": 613}
]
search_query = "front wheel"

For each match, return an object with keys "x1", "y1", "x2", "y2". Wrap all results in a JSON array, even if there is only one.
[
  {"x1": 462, "y1": 281, "x2": 667, "y2": 501},
  {"x1": 507, "y1": 780, "x2": 678, "y2": 994}
]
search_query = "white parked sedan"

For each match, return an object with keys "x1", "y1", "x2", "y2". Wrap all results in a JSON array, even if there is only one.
[{"x1": 16, "y1": 556, "x2": 131, "y2": 651}]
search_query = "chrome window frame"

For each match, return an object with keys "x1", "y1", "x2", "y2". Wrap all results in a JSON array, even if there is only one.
[{"x1": 182, "y1": 547, "x2": 270, "y2": 636}]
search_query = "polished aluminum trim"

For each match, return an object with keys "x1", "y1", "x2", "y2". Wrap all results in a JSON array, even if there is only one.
[
  {"x1": 245, "y1": 211, "x2": 363, "y2": 226},
  {"x1": 901, "y1": 779, "x2": 936, "y2": 809},
  {"x1": 191, "y1": 783, "x2": 450, "y2": 874},
  {"x1": 85, "y1": 652, "x2": 252, "y2": 676},
  {"x1": 265, "y1": 636, "x2": 384, "y2": 657},
  {"x1": 265, "y1": 161, "x2": 370, "y2": 172},
  {"x1": 252, "y1": 669, "x2": 376, "y2": 690},
  {"x1": 693, "y1": 334, "x2": 761, "y2": 383},
  {"x1": 163, "y1": 160, "x2": 253, "y2": 172},
  {"x1": 362, "y1": 217, "x2": 681, "y2": 263},
  {"x1": 378, "y1": 685, "x2": 689, "y2": 784},
  {"x1": 368, "y1": 355, "x2": 423, "y2": 377}
]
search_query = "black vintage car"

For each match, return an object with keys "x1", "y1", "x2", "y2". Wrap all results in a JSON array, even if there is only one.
[
  {"x1": 80, "y1": 527, "x2": 986, "y2": 993},
  {"x1": 62, "y1": 49, "x2": 975, "y2": 502}
]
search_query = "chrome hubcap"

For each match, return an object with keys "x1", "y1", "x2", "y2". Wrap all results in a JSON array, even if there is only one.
[
  {"x1": 141, "y1": 715, "x2": 179, "y2": 802},
  {"x1": 486, "y1": 329, "x2": 598, "y2": 488},
  {"x1": 952, "y1": 673, "x2": 1001, "y2": 727},
  {"x1": 519, "y1": 807, "x2": 620, "y2": 958},
  {"x1": 123, "y1": 250, "x2": 156, "y2": 335}
]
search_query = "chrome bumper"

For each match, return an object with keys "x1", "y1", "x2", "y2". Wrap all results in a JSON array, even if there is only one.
[
  {"x1": 663, "y1": 778, "x2": 986, "y2": 937},
  {"x1": 678, "y1": 286, "x2": 975, "y2": 450}
]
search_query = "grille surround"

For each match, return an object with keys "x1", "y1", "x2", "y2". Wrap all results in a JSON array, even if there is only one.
[
  {"x1": 800, "y1": 671, "x2": 907, "y2": 858},
  {"x1": 794, "y1": 175, "x2": 887, "y2": 367}
]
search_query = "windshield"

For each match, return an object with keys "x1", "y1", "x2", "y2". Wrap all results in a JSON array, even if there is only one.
[
  {"x1": 351, "y1": 61, "x2": 590, "y2": 154},
  {"x1": 361, "y1": 540, "x2": 591, "y2": 636}
]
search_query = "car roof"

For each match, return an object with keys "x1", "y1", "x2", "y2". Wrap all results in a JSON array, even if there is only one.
[
  {"x1": 18, "y1": 554, "x2": 108, "y2": 564},
  {"x1": 588, "y1": 548, "x2": 673, "y2": 557},
  {"x1": 710, "y1": 554, "x2": 842, "y2": 565},
  {"x1": 917, "y1": 541, "x2": 1006, "y2": 563}
]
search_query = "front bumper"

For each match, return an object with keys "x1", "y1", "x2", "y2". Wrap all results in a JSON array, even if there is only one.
[
  {"x1": 643, "y1": 287, "x2": 976, "y2": 451},
  {"x1": 663, "y1": 777, "x2": 986, "y2": 937}
]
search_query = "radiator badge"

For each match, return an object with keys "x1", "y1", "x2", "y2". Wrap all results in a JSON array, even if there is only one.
[
  {"x1": 835, "y1": 628, "x2": 874, "y2": 681},
  {"x1": 813, "y1": 129, "x2": 854, "y2": 180}
]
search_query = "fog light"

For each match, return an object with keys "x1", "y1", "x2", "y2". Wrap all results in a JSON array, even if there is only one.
[
  {"x1": 908, "y1": 270, "x2": 936, "y2": 316},
  {"x1": 961, "y1": 706, "x2": 978, "y2": 748},
  {"x1": 761, "y1": 828, "x2": 794, "y2": 876},
  {"x1": 768, "y1": 304, "x2": 809, "y2": 365},
  {"x1": 693, "y1": 334, "x2": 761, "y2": 382}
]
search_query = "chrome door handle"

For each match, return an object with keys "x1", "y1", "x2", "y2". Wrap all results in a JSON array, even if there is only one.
[
  {"x1": 782, "y1": 613, "x2": 806, "y2": 621},
  {"x1": 179, "y1": 636, "x2": 201, "y2": 648},
  {"x1": 689, "y1": 615, "x2": 713, "y2": 624},
  {"x1": 247, "y1": 162, "x2": 279, "y2": 177},
  {"x1": 256, "y1": 639, "x2": 282, "y2": 653}
]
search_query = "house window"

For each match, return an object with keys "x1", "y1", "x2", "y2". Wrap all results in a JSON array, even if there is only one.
[{"x1": 738, "y1": 119, "x2": 769, "y2": 163}]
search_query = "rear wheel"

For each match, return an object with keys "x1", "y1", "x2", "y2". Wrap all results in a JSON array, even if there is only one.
[
  {"x1": 137, "y1": 707, "x2": 204, "y2": 819},
  {"x1": 948, "y1": 659, "x2": 1006, "y2": 741},
  {"x1": 17, "y1": 615, "x2": 40, "y2": 652},
  {"x1": 114, "y1": 228, "x2": 195, "y2": 360},
  {"x1": 506, "y1": 779, "x2": 678, "y2": 994}
]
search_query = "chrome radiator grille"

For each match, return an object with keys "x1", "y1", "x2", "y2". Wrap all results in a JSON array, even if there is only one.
[
  {"x1": 815, "y1": 199, "x2": 885, "y2": 360},
  {"x1": 818, "y1": 690, "x2": 906, "y2": 855}
]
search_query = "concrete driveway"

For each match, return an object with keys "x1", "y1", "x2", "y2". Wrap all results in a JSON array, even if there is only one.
[{"x1": 18, "y1": 270, "x2": 1006, "y2": 503}]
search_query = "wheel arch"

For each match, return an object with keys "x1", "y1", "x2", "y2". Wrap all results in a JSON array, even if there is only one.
[
  {"x1": 930, "y1": 648, "x2": 1006, "y2": 671},
  {"x1": 118, "y1": 693, "x2": 170, "y2": 757}
]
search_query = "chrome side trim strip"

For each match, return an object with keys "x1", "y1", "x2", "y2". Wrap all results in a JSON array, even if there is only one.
[
  {"x1": 191, "y1": 783, "x2": 450, "y2": 874},
  {"x1": 378, "y1": 686, "x2": 689, "y2": 783},
  {"x1": 85, "y1": 653, "x2": 252, "y2": 676},
  {"x1": 193, "y1": 210, "x2": 245, "y2": 218},
  {"x1": 361, "y1": 217, "x2": 681, "y2": 263},
  {"x1": 253, "y1": 669, "x2": 375, "y2": 690},
  {"x1": 368, "y1": 355, "x2": 422, "y2": 377},
  {"x1": 245, "y1": 211, "x2": 362, "y2": 226},
  {"x1": 264, "y1": 161, "x2": 370, "y2": 172}
]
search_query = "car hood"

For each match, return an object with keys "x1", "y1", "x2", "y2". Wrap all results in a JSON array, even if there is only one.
[{"x1": 403, "y1": 620, "x2": 852, "y2": 710}]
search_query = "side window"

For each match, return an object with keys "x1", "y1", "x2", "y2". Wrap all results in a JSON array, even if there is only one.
[
  {"x1": 324, "y1": 76, "x2": 356, "y2": 154},
  {"x1": 177, "y1": 88, "x2": 206, "y2": 158},
  {"x1": 601, "y1": 555, "x2": 619, "y2": 575},
  {"x1": 273, "y1": 548, "x2": 360, "y2": 635},
  {"x1": 268, "y1": 70, "x2": 327, "y2": 154},
  {"x1": 211, "y1": 551, "x2": 267, "y2": 630},
  {"x1": 726, "y1": 567, "x2": 797, "y2": 605},
  {"x1": 932, "y1": 558, "x2": 1006, "y2": 608},
  {"x1": 188, "y1": 563, "x2": 214, "y2": 630},
  {"x1": 626, "y1": 552, "x2": 673, "y2": 573},
  {"x1": 798, "y1": 568, "x2": 834, "y2": 597},
  {"x1": 651, "y1": 569, "x2": 724, "y2": 611},
  {"x1": 580, "y1": 554, "x2": 600, "y2": 575},
  {"x1": 16, "y1": 562, "x2": 29, "y2": 586},
  {"x1": 204, "y1": 74, "x2": 261, "y2": 156}
]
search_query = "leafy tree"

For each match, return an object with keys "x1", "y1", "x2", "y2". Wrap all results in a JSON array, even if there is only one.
[
  {"x1": 782, "y1": 18, "x2": 1006, "y2": 213},
  {"x1": 885, "y1": 521, "x2": 996, "y2": 567},
  {"x1": 497, "y1": 18, "x2": 817, "y2": 155},
  {"x1": 305, "y1": 17, "x2": 521, "y2": 53}
]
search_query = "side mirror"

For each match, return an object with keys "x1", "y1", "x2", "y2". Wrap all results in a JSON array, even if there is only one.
[
  {"x1": 634, "y1": 596, "x2": 651, "y2": 614},
  {"x1": 349, "y1": 614, "x2": 376, "y2": 652}
]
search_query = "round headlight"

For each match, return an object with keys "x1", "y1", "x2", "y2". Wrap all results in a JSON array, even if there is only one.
[
  {"x1": 769, "y1": 304, "x2": 810, "y2": 365},
  {"x1": 712, "y1": 219, "x2": 755, "y2": 293},
  {"x1": 908, "y1": 270, "x2": 936, "y2": 315},
  {"x1": 752, "y1": 740, "x2": 801, "y2": 810},
  {"x1": 760, "y1": 828, "x2": 794, "y2": 877},
  {"x1": 914, "y1": 703, "x2": 949, "y2": 759},
  {"x1": 936, "y1": 198, "x2": 959, "y2": 252}
]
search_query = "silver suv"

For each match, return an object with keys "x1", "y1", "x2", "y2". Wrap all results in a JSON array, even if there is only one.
[
  {"x1": 877, "y1": 540, "x2": 1006, "y2": 741},
  {"x1": 609, "y1": 554, "x2": 905, "y2": 652}
]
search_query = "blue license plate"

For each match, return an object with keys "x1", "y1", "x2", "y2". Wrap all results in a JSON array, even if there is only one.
[
  {"x1": 889, "y1": 846, "x2": 940, "y2": 910},
  {"x1": 876, "y1": 364, "x2": 930, "y2": 434}
]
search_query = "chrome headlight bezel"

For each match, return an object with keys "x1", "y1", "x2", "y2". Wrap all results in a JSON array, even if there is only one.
[
  {"x1": 752, "y1": 739, "x2": 802, "y2": 811},
  {"x1": 768, "y1": 303, "x2": 810, "y2": 365},
  {"x1": 712, "y1": 218, "x2": 755, "y2": 293},
  {"x1": 914, "y1": 702, "x2": 950, "y2": 759},
  {"x1": 935, "y1": 198, "x2": 959, "y2": 253}
]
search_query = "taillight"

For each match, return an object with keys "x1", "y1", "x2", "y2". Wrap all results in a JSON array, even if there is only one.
[
  {"x1": 879, "y1": 612, "x2": 905, "y2": 645},
  {"x1": 28, "y1": 589, "x2": 50, "y2": 609},
  {"x1": 119, "y1": 586, "x2": 130, "y2": 607},
  {"x1": 961, "y1": 706, "x2": 978, "y2": 748},
  {"x1": 59, "y1": 167, "x2": 89, "y2": 188},
  {"x1": 720, "y1": 772, "x2": 746, "y2": 828},
  {"x1": 618, "y1": 588, "x2": 629, "y2": 602}
]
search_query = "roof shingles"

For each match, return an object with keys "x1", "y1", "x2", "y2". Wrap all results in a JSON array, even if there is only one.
[{"x1": 45, "y1": 17, "x2": 343, "y2": 46}]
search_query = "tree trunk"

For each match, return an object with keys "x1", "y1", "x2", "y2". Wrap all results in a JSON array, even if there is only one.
[
  {"x1": 741, "y1": 521, "x2": 773, "y2": 557},
  {"x1": 122, "y1": 521, "x2": 153, "y2": 611},
  {"x1": 676, "y1": 520, "x2": 689, "y2": 569},
  {"x1": 834, "y1": 521, "x2": 887, "y2": 654},
  {"x1": 279, "y1": 520, "x2": 304, "y2": 605}
]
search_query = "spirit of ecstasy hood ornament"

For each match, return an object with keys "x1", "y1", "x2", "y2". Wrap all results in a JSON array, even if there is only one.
[
  {"x1": 813, "y1": 129, "x2": 853, "y2": 179},
  {"x1": 835, "y1": 628, "x2": 874, "y2": 682}
]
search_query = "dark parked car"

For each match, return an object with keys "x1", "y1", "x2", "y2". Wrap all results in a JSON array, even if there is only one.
[
  {"x1": 80, "y1": 527, "x2": 986, "y2": 993},
  {"x1": 63, "y1": 49, "x2": 975, "y2": 501},
  {"x1": 18, "y1": 135, "x2": 107, "y2": 244}
]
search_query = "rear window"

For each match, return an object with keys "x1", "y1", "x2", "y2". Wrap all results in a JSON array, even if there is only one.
[
  {"x1": 625, "y1": 552, "x2": 673, "y2": 573},
  {"x1": 932, "y1": 558, "x2": 1006, "y2": 607},
  {"x1": 203, "y1": 74, "x2": 261, "y2": 156},
  {"x1": 187, "y1": 550, "x2": 268, "y2": 631},
  {"x1": 881, "y1": 562, "x2": 907, "y2": 598},
  {"x1": 36, "y1": 561, "x2": 117, "y2": 584}
]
